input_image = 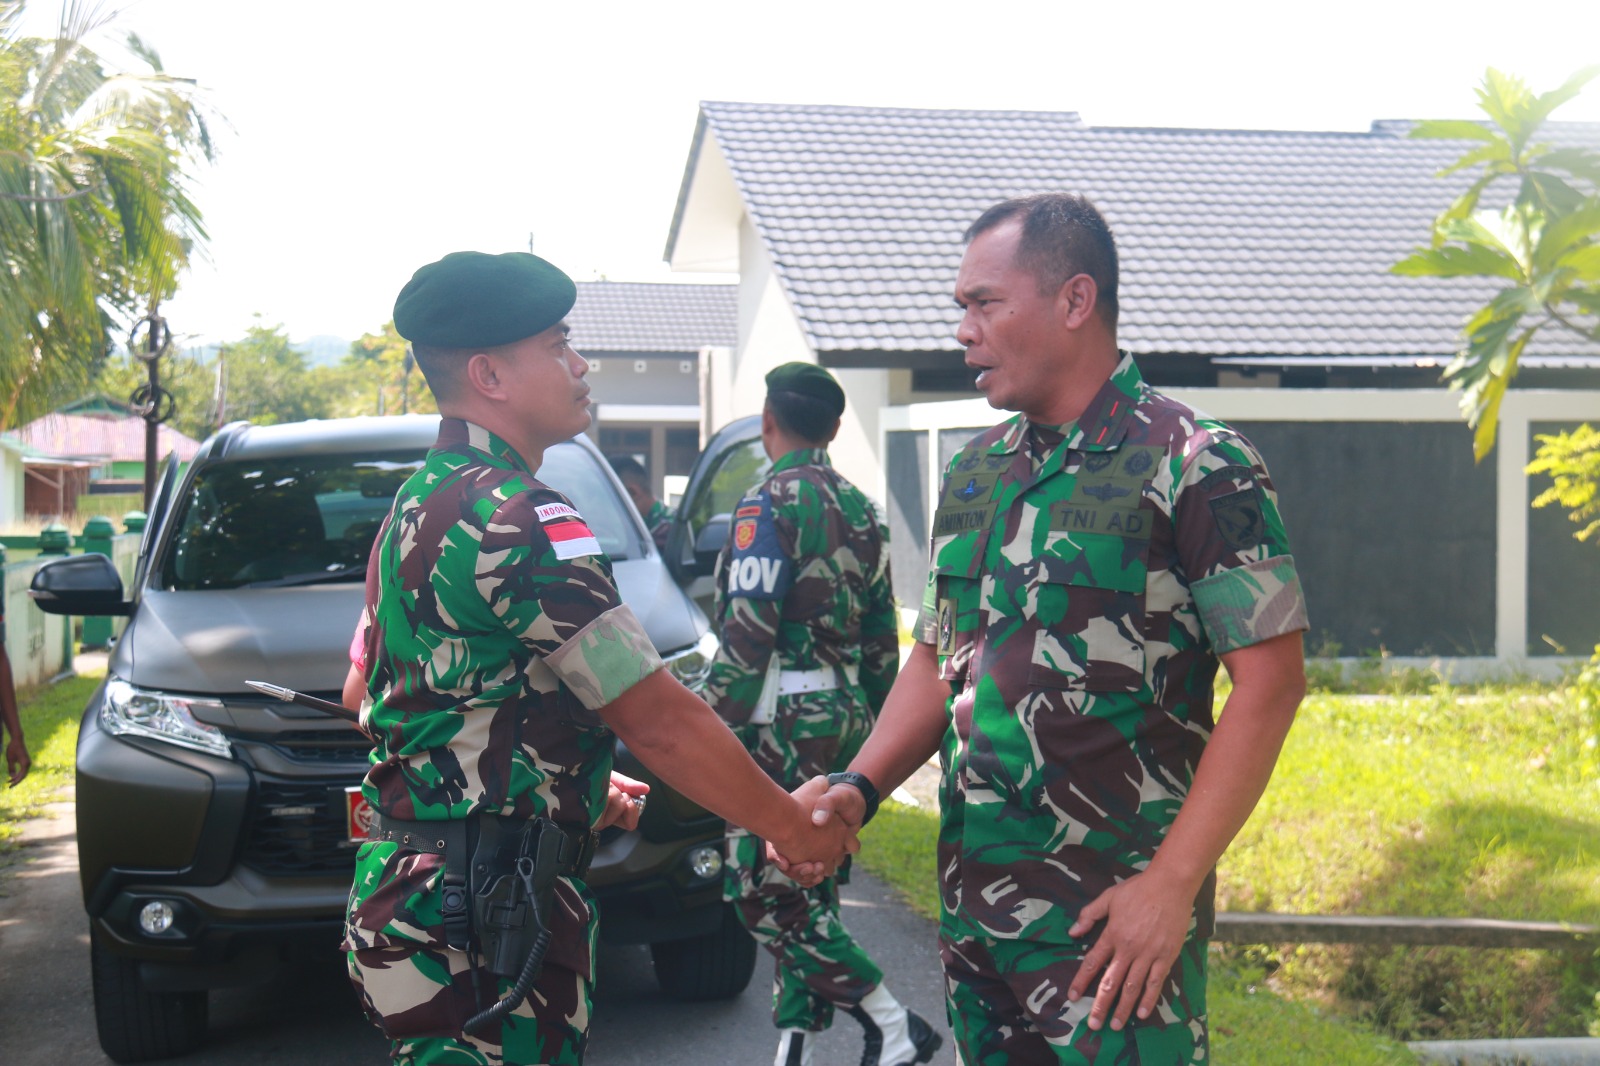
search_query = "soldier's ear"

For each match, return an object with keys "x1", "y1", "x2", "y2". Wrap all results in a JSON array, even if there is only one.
[
  {"x1": 1057, "y1": 274, "x2": 1098, "y2": 330},
  {"x1": 463, "y1": 352, "x2": 502, "y2": 398}
]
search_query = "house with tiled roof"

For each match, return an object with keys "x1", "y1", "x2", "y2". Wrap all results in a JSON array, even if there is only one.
[
  {"x1": 12, "y1": 404, "x2": 200, "y2": 517},
  {"x1": 568, "y1": 279, "x2": 737, "y2": 502},
  {"x1": 665, "y1": 101, "x2": 1600, "y2": 670},
  {"x1": 0, "y1": 434, "x2": 26, "y2": 528}
]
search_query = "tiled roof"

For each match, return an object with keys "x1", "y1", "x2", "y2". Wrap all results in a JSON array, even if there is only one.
[
  {"x1": 679, "y1": 101, "x2": 1600, "y2": 359},
  {"x1": 14, "y1": 413, "x2": 201, "y2": 463},
  {"x1": 569, "y1": 281, "x2": 737, "y2": 353}
]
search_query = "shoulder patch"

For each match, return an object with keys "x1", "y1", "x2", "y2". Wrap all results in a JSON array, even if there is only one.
[
  {"x1": 538, "y1": 500, "x2": 601, "y2": 560},
  {"x1": 1209, "y1": 488, "x2": 1266, "y2": 550},
  {"x1": 535, "y1": 501, "x2": 580, "y2": 523},
  {"x1": 723, "y1": 490, "x2": 791, "y2": 600}
]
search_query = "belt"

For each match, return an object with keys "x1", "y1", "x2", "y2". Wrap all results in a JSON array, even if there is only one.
[
  {"x1": 776, "y1": 663, "x2": 860, "y2": 696},
  {"x1": 371, "y1": 813, "x2": 599, "y2": 878}
]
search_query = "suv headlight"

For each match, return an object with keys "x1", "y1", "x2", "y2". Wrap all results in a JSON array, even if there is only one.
[
  {"x1": 102, "y1": 678, "x2": 233, "y2": 759},
  {"x1": 663, "y1": 630, "x2": 718, "y2": 691}
]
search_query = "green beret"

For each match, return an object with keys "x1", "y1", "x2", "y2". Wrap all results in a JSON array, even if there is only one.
[
  {"x1": 765, "y1": 361, "x2": 845, "y2": 417},
  {"x1": 393, "y1": 251, "x2": 576, "y2": 348}
]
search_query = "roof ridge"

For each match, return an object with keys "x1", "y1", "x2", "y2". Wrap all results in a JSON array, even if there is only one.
[{"x1": 700, "y1": 99, "x2": 1086, "y2": 124}]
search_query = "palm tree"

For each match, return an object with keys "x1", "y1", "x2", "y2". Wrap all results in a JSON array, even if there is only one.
[{"x1": 0, "y1": 0, "x2": 214, "y2": 427}]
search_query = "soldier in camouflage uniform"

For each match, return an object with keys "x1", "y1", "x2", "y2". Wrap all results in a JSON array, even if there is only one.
[
  {"x1": 343, "y1": 251, "x2": 857, "y2": 1066},
  {"x1": 804, "y1": 195, "x2": 1309, "y2": 1065},
  {"x1": 607, "y1": 455, "x2": 673, "y2": 550},
  {"x1": 703, "y1": 363, "x2": 941, "y2": 1066}
]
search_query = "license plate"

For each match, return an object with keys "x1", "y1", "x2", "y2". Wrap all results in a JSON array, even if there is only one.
[{"x1": 344, "y1": 786, "x2": 374, "y2": 843}]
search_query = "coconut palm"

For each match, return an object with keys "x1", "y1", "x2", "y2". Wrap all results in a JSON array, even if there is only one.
[{"x1": 0, "y1": 0, "x2": 214, "y2": 427}]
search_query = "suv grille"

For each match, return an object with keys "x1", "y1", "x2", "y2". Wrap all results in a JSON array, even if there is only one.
[
  {"x1": 243, "y1": 780, "x2": 359, "y2": 876},
  {"x1": 266, "y1": 729, "x2": 373, "y2": 764}
]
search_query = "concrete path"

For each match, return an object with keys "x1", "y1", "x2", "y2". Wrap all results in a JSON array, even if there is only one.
[{"x1": 0, "y1": 786, "x2": 953, "y2": 1065}]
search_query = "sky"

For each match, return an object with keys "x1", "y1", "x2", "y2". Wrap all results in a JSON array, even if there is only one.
[{"x1": 19, "y1": 0, "x2": 1600, "y2": 348}]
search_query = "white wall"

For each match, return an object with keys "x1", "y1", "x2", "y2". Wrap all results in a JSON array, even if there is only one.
[
  {"x1": 713, "y1": 219, "x2": 891, "y2": 500},
  {"x1": 882, "y1": 387, "x2": 1600, "y2": 674},
  {"x1": 0, "y1": 445, "x2": 23, "y2": 529}
]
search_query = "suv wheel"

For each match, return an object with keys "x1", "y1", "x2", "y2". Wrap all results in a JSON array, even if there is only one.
[
  {"x1": 91, "y1": 927, "x2": 208, "y2": 1063},
  {"x1": 648, "y1": 901, "x2": 757, "y2": 1001}
]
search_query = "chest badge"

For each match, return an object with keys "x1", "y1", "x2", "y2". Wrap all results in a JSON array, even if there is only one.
[
  {"x1": 1083, "y1": 482, "x2": 1133, "y2": 503},
  {"x1": 734, "y1": 518, "x2": 757, "y2": 550}
]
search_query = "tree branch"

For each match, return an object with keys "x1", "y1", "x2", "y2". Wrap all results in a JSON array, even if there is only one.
[{"x1": 1543, "y1": 303, "x2": 1600, "y2": 340}]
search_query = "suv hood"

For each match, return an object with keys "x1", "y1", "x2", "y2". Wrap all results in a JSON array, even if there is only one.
[
  {"x1": 117, "y1": 563, "x2": 705, "y2": 697},
  {"x1": 117, "y1": 587, "x2": 366, "y2": 695}
]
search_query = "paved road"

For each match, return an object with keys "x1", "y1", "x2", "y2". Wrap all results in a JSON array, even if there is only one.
[{"x1": 0, "y1": 792, "x2": 953, "y2": 1065}]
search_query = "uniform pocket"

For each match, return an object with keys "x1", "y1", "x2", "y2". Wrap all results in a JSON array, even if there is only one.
[
  {"x1": 345, "y1": 841, "x2": 448, "y2": 949},
  {"x1": 1027, "y1": 532, "x2": 1147, "y2": 692}
]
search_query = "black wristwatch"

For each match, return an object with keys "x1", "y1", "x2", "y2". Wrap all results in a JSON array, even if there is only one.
[{"x1": 826, "y1": 771, "x2": 881, "y2": 827}]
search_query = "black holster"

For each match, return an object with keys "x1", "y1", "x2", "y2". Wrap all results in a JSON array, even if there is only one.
[
  {"x1": 469, "y1": 816, "x2": 557, "y2": 979},
  {"x1": 372, "y1": 813, "x2": 597, "y2": 981}
]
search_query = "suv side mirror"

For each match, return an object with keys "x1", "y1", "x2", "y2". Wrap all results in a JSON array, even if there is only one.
[
  {"x1": 29, "y1": 554, "x2": 132, "y2": 617},
  {"x1": 687, "y1": 515, "x2": 730, "y2": 578}
]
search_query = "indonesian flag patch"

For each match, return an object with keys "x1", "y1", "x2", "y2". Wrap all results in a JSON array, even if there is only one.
[{"x1": 538, "y1": 502, "x2": 602, "y2": 560}]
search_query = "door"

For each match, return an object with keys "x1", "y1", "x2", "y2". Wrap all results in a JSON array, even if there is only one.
[
  {"x1": 132, "y1": 452, "x2": 181, "y2": 594},
  {"x1": 663, "y1": 415, "x2": 765, "y2": 610}
]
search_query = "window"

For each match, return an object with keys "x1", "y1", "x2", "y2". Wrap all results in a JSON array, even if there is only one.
[{"x1": 162, "y1": 451, "x2": 425, "y2": 590}]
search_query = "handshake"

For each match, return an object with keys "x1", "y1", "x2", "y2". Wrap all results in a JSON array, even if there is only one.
[{"x1": 764, "y1": 774, "x2": 872, "y2": 887}]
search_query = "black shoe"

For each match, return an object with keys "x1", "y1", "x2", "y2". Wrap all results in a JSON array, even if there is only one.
[{"x1": 899, "y1": 1009, "x2": 942, "y2": 1066}]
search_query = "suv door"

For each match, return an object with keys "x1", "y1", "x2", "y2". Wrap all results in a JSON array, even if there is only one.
[
  {"x1": 132, "y1": 452, "x2": 181, "y2": 594},
  {"x1": 663, "y1": 415, "x2": 764, "y2": 611}
]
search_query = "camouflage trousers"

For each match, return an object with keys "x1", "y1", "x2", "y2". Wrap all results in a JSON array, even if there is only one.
[
  {"x1": 348, "y1": 945, "x2": 591, "y2": 1065},
  {"x1": 940, "y1": 932, "x2": 1208, "y2": 1065},
  {"x1": 725, "y1": 824, "x2": 885, "y2": 1031}
]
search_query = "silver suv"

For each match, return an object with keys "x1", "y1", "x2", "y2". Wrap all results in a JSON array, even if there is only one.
[{"x1": 30, "y1": 414, "x2": 755, "y2": 1063}]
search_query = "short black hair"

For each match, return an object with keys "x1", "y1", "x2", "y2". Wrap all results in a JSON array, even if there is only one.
[
  {"x1": 767, "y1": 390, "x2": 837, "y2": 445},
  {"x1": 409, "y1": 343, "x2": 476, "y2": 401},
  {"x1": 964, "y1": 193, "x2": 1119, "y2": 329},
  {"x1": 607, "y1": 454, "x2": 648, "y2": 487}
]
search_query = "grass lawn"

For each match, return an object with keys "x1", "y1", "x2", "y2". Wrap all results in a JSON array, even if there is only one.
[
  {"x1": 0, "y1": 670, "x2": 102, "y2": 855},
  {"x1": 856, "y1": 677, "x2": 1600, "y2": 1058}
]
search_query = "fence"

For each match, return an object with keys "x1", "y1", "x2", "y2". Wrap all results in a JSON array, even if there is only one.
[
  {"x1": 2, "y1": 525, "x2": 141, "y2": 689},
  {"x1": 881, "y1": 387, "x2": 1600, "y2": 676}
]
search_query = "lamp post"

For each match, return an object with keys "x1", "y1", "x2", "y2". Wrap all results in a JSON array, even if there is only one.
[{"x1": 129, "y1": 309, "x2": 175, "y2": 509}]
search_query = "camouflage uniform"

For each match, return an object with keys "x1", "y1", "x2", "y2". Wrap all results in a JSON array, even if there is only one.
[
  {"x1": 642, "y1": 499, "x2": 673, "y2": 552},
  {"x1": 919, "y1": 354, "x2": 1308, "y2": 1065},
  {"x1": 343, "y1": 418, "x2": 663, "y2": 1066},
  {"x1": 703, "y1": 447, "x2": 899, "y2": 1032}
]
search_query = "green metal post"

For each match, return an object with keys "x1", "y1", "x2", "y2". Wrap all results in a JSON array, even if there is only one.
[
  {"x1": 38, "y1": 522, "x2": 73, "y2": 669},
  {"x1": 80, "y1": 516, "x2": 116, "y2": 650}
]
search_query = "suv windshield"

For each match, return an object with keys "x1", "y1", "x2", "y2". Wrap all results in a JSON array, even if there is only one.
[{"x1": 159, "y1": 439, "x2": 640, "y2": 591}]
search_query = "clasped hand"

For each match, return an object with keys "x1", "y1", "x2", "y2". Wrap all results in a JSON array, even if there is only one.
[
  {"x1": 765, "y1": 775, "x2": 866, "y2": 885},
  {"x1": 595, "y1": 771, "x2": 650, "y2": 832},
  {"x1": 762, "y1": 775, "x2": 860, "y2": 881}
]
